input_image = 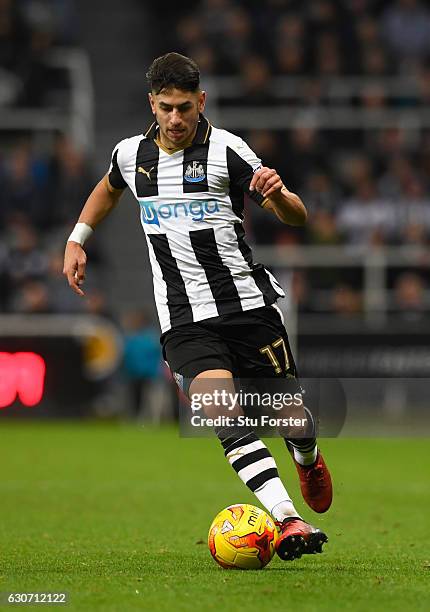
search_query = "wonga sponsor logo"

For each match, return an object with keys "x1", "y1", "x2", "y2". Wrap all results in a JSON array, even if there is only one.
[{"x1": 139, "y1": 200, "x2": 220, "y2": 226}]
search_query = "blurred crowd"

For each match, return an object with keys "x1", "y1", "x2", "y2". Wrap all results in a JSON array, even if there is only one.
[
  {"x1": 167, "y1": 0, "x2": 430, "y2": 77},
  {"x1": 244, "y1": 125, "x2": 430, "y2": 249},
  {"x1": 0, "y1": 0, "x2": 87, "y2": 313},
  {"x1": 0, "y1": 135, "x2": 105, "y2": 314}
]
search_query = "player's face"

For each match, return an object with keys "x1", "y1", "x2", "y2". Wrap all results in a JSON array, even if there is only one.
[{"x1": 149, "y1": 88, "x2": 206, "y2": 148}]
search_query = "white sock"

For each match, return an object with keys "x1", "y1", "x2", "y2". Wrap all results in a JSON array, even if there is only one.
[
  {"x1": 223, "y1": 435, "x2": 301, "y2": 522},
  {"x1": 254, "y1": 478, "x2": 301, "y2": 521},
  {"x1": 293, "y1": 444, "x2": 318, "y2": 466}
]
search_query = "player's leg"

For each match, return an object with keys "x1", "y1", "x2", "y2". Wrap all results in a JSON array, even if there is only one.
[
  {"x1": 284, "y1": 439, "x2": 333, "y2": 514},
  {"x1": 277, "y1": 393, "x2": 333, "y2": 514},
  {"x1": 218, "y1": 305, "x2": 333, "y2": 514},
  {"x1": 162, "y1": 322, "x2": 327, "y2": 560},
  {"x1": 190, "y1": 369, "x2": 328, "y2": 561},
  {"x1": 189, "y1": 370, "x2": 301, "y2": 523}
]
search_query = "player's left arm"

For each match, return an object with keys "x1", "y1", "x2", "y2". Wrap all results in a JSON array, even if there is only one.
[{"x1": 250, "y1": 167, "x2": 307, "y2": 226}]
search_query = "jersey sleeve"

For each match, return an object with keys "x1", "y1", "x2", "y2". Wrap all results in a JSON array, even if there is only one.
[
  {"x1": 226, "y1": 138, "x2": 265, "y2": 207},
  {"x1": 107, "y1": 143, "x2": 128, "y2": 190}
]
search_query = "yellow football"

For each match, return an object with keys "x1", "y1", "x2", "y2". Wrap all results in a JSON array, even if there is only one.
[{"x1": 208, "y1": 503, "x2": 278, "y2": 569}]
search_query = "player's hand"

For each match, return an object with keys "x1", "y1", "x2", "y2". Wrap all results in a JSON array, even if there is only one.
[
  {"x1": 63, "y1": 242, "x2": 87, "y2": 296},
  {"x1": 249, "y1": 166, "x2": 283, "y2": 199}
]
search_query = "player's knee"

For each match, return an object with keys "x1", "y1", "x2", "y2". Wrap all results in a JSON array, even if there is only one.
[{"x1": 188, "y1": 370, "x2": 241, "y2": 418}]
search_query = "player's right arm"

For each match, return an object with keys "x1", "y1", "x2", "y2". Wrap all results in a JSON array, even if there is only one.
[{"x1": 63, "y1": 175, "x2": 124, "y2": 296}]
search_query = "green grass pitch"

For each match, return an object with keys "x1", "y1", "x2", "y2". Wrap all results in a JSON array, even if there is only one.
[{"x1": 0, "y1": 422, "x2": 429, "y2": 611}]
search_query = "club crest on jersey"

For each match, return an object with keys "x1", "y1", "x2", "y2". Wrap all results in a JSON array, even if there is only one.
[{"x1": 184, "y1": 161, "x2": 206, "y2": 183}]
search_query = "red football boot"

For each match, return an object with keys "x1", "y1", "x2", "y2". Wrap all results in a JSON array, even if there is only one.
[
  {"x1": 288, "y1": 446, "x2": 333, "y2": 513},
  {"x1": 275, "y1": 517, "x2": 328, "y2": 561}
]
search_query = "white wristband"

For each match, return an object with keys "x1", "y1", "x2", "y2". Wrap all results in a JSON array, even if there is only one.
[{"x1": 68, "y1": 223, "x2": 93, "y2": 246}]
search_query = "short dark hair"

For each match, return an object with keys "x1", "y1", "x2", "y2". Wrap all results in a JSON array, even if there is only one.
[{"x1": 146, "y1": 52, "x2": 200, "y2": 94}]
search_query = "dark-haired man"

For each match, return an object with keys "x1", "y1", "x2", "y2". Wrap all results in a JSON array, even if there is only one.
[{"x1": 63, "y1": 52, "x2": 332, "y2": 561}]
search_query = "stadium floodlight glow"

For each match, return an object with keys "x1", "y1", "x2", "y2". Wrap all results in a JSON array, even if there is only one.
[{"x1": 0, "y1": 352, "x2": 46, "y2": 408}]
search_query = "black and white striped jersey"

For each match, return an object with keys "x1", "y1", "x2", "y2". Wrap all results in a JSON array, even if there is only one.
[{"x1": 108, "y1": 114, "x2": 285, "y2": 333}]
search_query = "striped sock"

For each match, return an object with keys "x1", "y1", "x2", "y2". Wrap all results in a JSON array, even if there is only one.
[
  {"x1": 285, "y1": 405, "x2": 317, "y2": 466},
  {"x1": 217, "y1": 426, "x2": 301, "y2": 521},
  {"x1": 286, "y1": 438, "x2": 318, "y2": 466}
]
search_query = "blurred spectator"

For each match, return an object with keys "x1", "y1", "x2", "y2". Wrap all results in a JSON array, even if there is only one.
[
  {"x1": 121, "y1": 310, "x2": 163, "y2": 418},
  {"x1": 1, "y1": 141, "x2": 51, "y2": 228},
  {"x1": 378, "y1": 156, "x2": 416, "y2": 199},
  {"x1": 417, "y1": 65, "x2": 430, "y2": 105},
  {"x1": 20, "y1": 0, "x2": 79, "y2": 46},
  {"x1": 245, "y1": 130, "x2": 281, "y2": 169},
  {"x1": 284, "y1": 125, "x2": 326, "y2": 191},
  {"x1": 11, "y1": 279, "x2": 52, "y2": 313},
  {"x1": 395, "y1": 178, "x2": 430, "y2": 242},
  {"x1": 49, "y1": 134, "x2": 94, "y2": 226},
  {"x1": 176, "y1": 15, "x2": 204, "y2": 50},
  {"x1": 337, "y1": 153, "x2": 373, "y2": 191},
  {"x1": 360, "y1": 83, "x2": 386, "y2": 109},
  {"x1": 221, "y1": 7, "x2": 253, "y2": 68},
  {"x1": 18, "y1": 22, "x2": 55, "y2": 107},
  {"x1": 355, "y1": 15, "x2": 381, "y2": 49},
  {"x1": 6, "y1": 219, "x2": 48, "y2": 290},
  {"x1": 277, "y1": 12, "x2": 305, "y2": 46},
  {"x1": 239, "y1": 55, "x2": 274, "y2": 105},
  {"x1": 402, "y1": 222, "x2": 429, "y2": 247},
  {"x1": 381, "y1": 0, "x2": 430, "y2": 65},
  {"x1": 392, "y1": 272, "x2": 428, "y2": 320},
  {"x1": 275, "y1": 12, "x2": 307, "y2": 74},
  {"x1": 200, "y1": 0, "x2": 233, "y2": 39},
  {"x1": 187, "y1": 44, "x2": 218, "y2": 75},
  {"x1": 361, "y1": 45, "x2": 389, "y2": 76},
  {"x1": 0, "y1": 0, "x2": 28, "y2": 105},
  {"x1": 83, "y1": 288, "x2": 113, "y2": 320},
  {"x1": 336, "y1": 180, "x2": 396, "y2": 246},
  {"x1": 331, "y1": 284, "x2": 363, "y2": 317},
  {"x1": 374, "y1": 128, "x2": 410, "y2": 159},
  {"x1": 315, "y1": 32, "x2": 342, "y2": 75},
  {"x1": 290, "y1": 270, "x2": 314, "y2": 313},
  {"x1": 302, "y1": 172, "x2": 339, "y2": 215},
  {"x1": 276, "y1": 41, "x2": 306, "y2": 75},
  {"x1": 307, "y1": 210, "x2": 343, "y2": 245},
  {"x1": 300, "y1": 78, "x2": 324, "y2": 107}
]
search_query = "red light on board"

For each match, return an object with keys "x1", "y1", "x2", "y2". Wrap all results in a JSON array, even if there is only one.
[{"x1": 0, "y1": 352, "x2": 46, "y2": 408}]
